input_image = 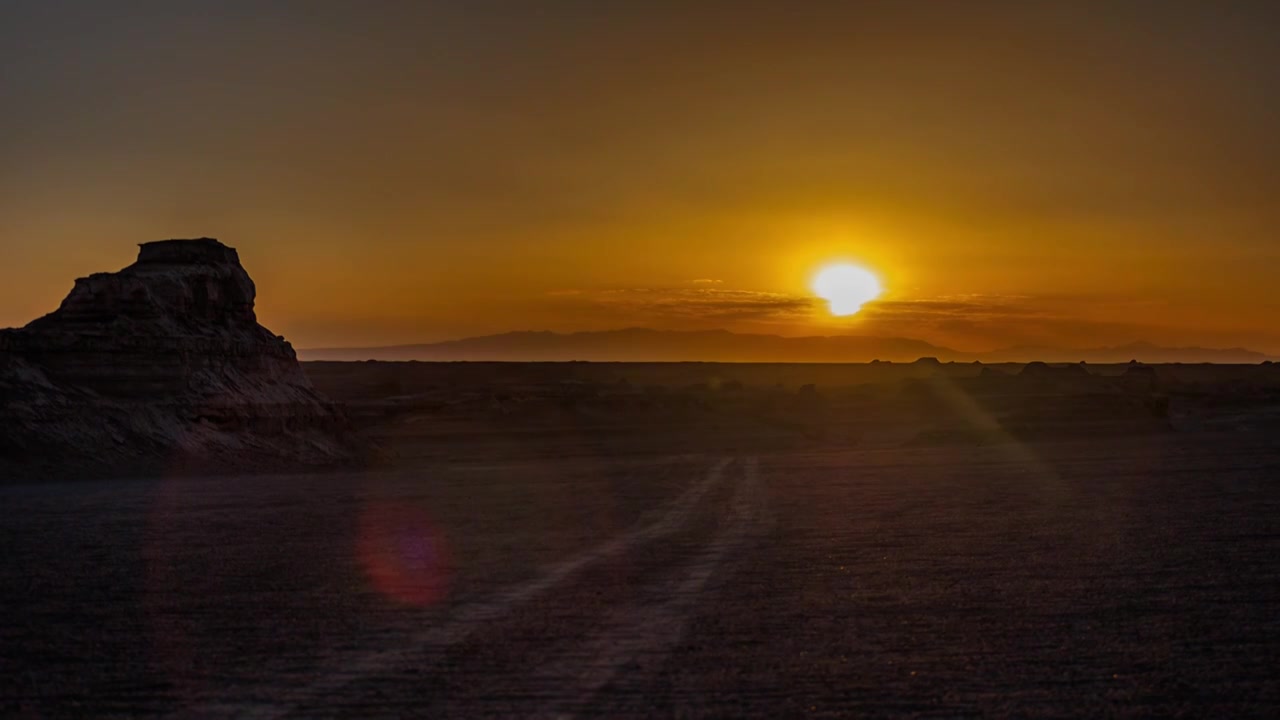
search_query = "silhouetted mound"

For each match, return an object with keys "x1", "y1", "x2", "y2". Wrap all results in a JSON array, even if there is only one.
[
  {"x1": 1019, "y1": 361, "x2": 1090, "y2": 378},
  {"x1": 1120, "y1": 364, "x2": 1160, "y2": 391},
  {"x1": 0, "y1": 239, "x2": 358, "y2": 480}
]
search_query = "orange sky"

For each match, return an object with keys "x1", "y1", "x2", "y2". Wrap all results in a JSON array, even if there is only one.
[{"x1": 4, "y1": 2, "x2": 1280, "y2": 353}]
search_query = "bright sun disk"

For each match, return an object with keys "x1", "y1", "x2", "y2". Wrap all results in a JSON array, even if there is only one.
[{"x1": 812, "y1": 263, "x2": 883, "y2": 316}]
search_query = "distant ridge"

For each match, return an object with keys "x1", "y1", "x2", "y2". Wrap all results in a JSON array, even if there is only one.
[
  {"x1": 300, "y1": 328, "x2": 1273, "y2": 364},
  {"x1": 976, "y1": 341, "x2": 1271, "y2": 364}
]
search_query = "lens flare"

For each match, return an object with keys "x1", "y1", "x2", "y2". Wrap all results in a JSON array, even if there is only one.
[{"x1": 357, "y1": 501, "x2": 451, "y2": 606}]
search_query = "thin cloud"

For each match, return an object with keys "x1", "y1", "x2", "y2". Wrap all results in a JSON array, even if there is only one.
[
  {"x1": 555, "y1": 286, "x2": 814, "y2": 322},
  {"x1": 553, "y1": 289, "x2": 1048, "y2": 327},
  {"x1": 861, "y1": 295, "x2": 1047, "y2": 322},
  {"x1": 854, "y1": 294, "x2": 1192, "y2": 350},
  {"x1": 541, "y1": 286, "x2": 1221, "y2": 351}
]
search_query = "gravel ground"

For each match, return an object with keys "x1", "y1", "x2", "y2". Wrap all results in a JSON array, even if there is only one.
[{"x1": 2, "y1": 433, "x2": 1279, "y2": 717}]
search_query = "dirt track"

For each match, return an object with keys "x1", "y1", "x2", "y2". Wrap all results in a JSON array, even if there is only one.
[{"x1": 3, "y1": 434, "x2": 1279, "y2": 717}]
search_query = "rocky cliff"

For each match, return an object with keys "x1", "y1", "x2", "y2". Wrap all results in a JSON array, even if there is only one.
[{"x1": 0, "y1": 238, "x2": 358, "y2": 480}]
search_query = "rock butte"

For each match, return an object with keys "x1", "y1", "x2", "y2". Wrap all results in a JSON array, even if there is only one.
[{"x1": 0, "y1": 238, "x2": 358, "y2": 480}]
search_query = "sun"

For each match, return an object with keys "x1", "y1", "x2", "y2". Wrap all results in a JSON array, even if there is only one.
[{"x1": 811, "y1": 263, "x2": 883, "y2": 316}]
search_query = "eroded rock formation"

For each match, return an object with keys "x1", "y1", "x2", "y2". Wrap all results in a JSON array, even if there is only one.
[{"x1": 0, "y1": 238, "x2": 358, "y2": 480}]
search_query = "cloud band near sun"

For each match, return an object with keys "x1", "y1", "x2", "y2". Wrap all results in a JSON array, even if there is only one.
[{"x1": 540, "y1": 285, "x2": 1198, "y2": 351}]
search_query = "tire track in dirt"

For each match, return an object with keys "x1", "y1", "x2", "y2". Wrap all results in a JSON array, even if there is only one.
[
  {"x1": 517, "y1": 456, "x2": 770, "y2": 719},
  {"x1": 182, "y1": 456, "x2": 733, "y2": 719}
]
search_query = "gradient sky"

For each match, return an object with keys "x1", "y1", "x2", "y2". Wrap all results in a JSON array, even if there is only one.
[{"x1": 4, "y1": 1, "x2": 1280, "y2": 352}]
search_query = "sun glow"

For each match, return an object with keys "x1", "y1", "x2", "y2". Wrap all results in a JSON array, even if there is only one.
[{"x1": 812, "y1": 263, "x2": 883, "y2": 316}]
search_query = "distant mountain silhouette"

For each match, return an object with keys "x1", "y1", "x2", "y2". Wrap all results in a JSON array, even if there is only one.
[
  {"x1": 301, "y1": 328, "x2": 1273, "y2": 364},
  {"x1": 303, "y1": 328, "x2": 951, "y2": 363}
]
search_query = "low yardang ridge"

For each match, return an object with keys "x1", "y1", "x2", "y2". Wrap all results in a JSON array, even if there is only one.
[{"x1": 0, "y1": 238, "x2": 358, "y2": 480}]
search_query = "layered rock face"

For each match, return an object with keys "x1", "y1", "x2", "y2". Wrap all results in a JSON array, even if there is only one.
[{"x1": 0, "y1": 239, "x2": 357, "y2": 480}]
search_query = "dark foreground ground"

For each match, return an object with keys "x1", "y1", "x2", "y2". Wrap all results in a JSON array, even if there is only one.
[{"x1": 3, "y1": 427, "x2": 1279, "y2": 717}]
